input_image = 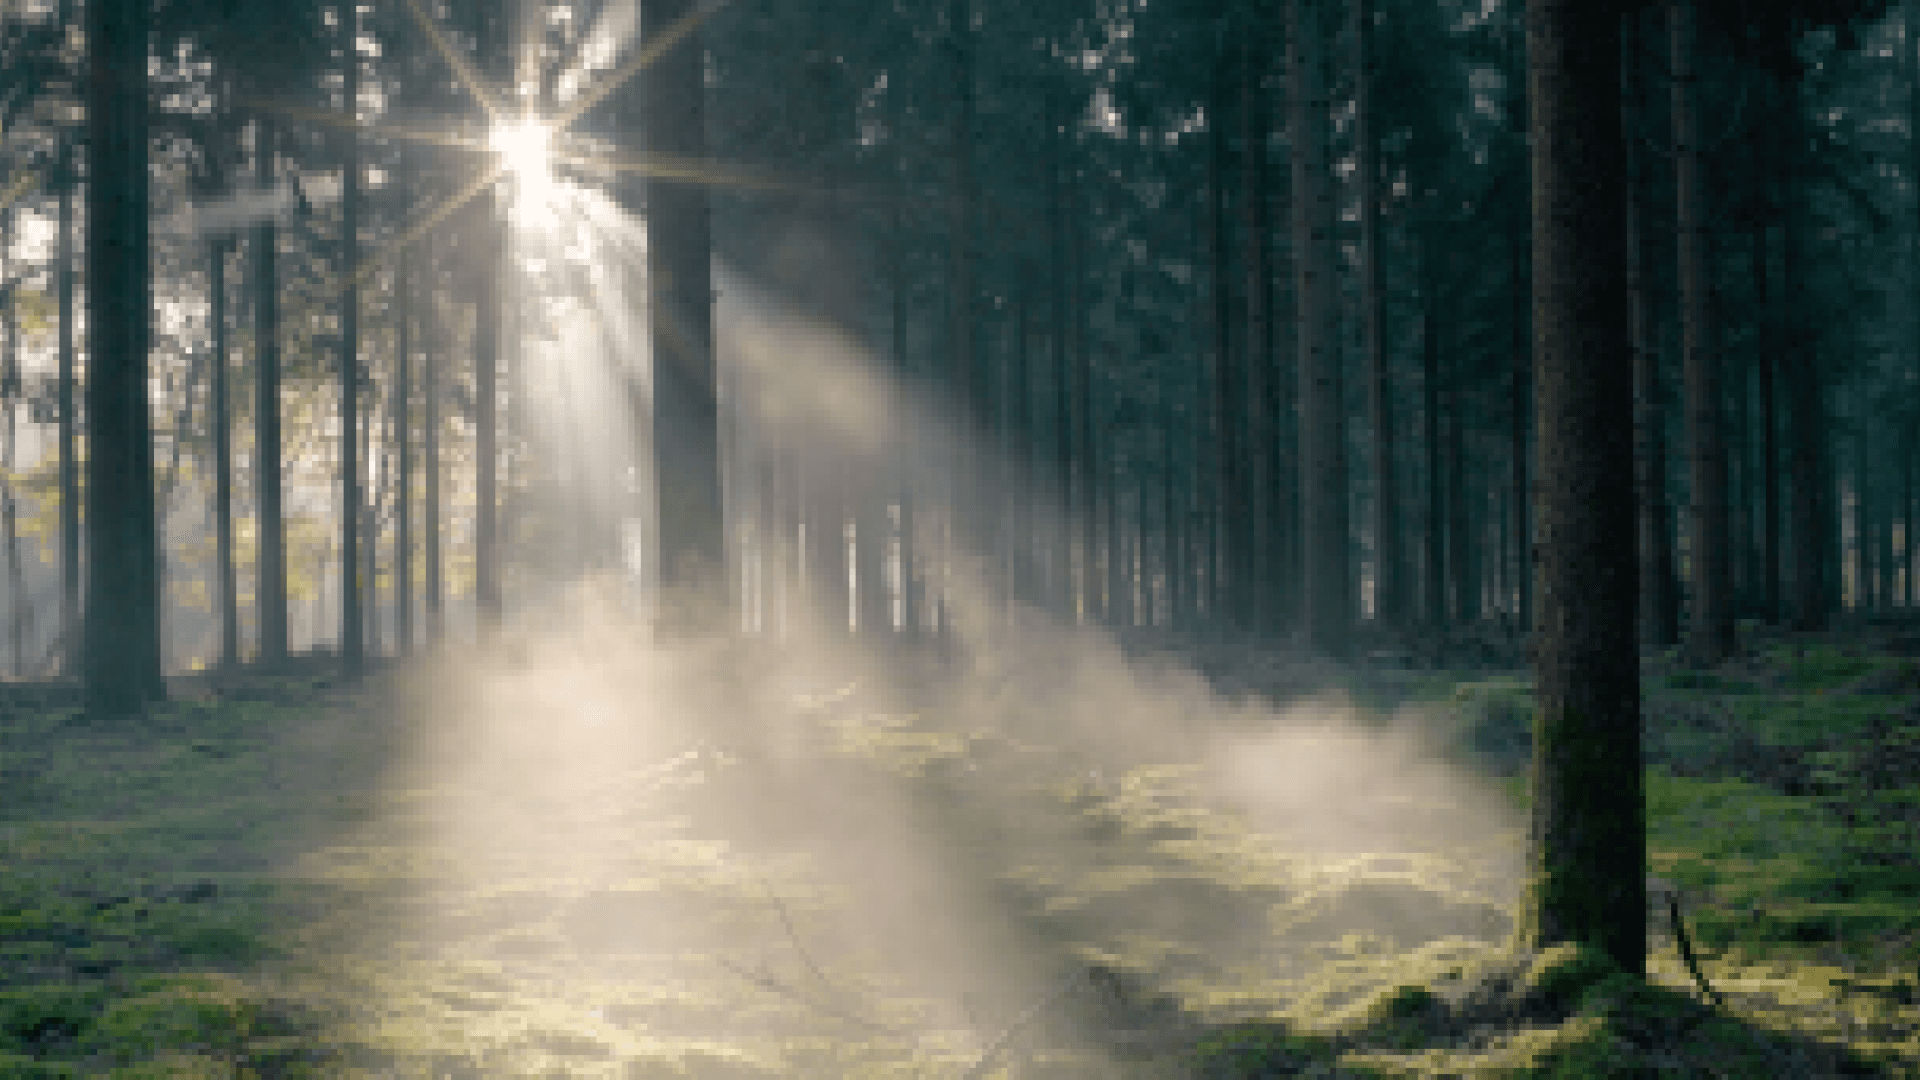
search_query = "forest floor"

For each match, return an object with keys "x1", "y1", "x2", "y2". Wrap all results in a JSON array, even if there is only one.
[{"x1": 0, "y1": 611, "x2": 1916, "y2": 1077}]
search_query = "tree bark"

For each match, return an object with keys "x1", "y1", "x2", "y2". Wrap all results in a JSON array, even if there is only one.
[
  {"x1": 1672, "y1": 0, "x2": 1734, "y2": 663},
  {"x1": 1420, "y1": 230, "x2": 1447, "y2": 630},
  {"x1": 254, "y1": 119, "x2": 288, "y2": 664},
  {"x1": 57, "y1": 116, "x2": 79, "y2": 671},
  {"x1": 1519, "y1": 0, "x2": 1646, "y2": 977},
  {"x1": 423, "y1": 246, "x2": 443, "y2": 643},
  {"x1": 1625, "y1": 15, "x2": 1679, "y2": 647},
  {"x1": 644, "y1": 0, "x2": 724, "y2": 633},
  {"x1": 1357, "y1": 0, "x2": 1398, "y2": 630},
  {"x1": 84, "y1": 0, "x2": 165, "y2": 713},
  {"x1": 395, "y1": 247, "x2": 412, "y2": 655},
  {"x1": 340, "y1": 15, "x2": 363, "y2": 672},
  {"x1": 211, "y1": 232, "x2": 237, "y2": 668},
  {"x1": 1289, "y1": 0, "x2": 1348, "y2": 658}
]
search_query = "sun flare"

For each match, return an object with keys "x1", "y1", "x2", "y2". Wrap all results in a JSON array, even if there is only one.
[
  {"x1": 490, "y1": 118, "x2": 554, "y2": 181},
  {"x1": 489, "y1": 117, "x2": 565, "y2": 227}
]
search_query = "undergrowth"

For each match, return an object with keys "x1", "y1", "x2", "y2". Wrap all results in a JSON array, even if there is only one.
[{"x1": 0, "y1": 631, "x2": 1913, "y2": 1076}]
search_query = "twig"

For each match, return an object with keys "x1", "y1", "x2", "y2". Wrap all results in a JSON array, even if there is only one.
[
  {"x1": 958, "y1": 970, "x2": 1084, "y2": 1080},
  {"x1": 758, "y1": 875, "x2": 845, "y2": 1002},
  {"x1": 710, "y1": 954, "x2": 911, "y2": 1036}
]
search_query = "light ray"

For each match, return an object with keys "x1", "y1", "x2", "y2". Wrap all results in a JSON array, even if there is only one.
[
  {"x1": 554, "y1": 0, "x2": 731, "y2": 133},
  {"x1": 287, "y1": 159, "x2": 507, "y2": 327},
  {"x1": 240, "y1": 98, "x2": 489, "y2": 155},
  {"x1": 553, "y1": 147, "x2": 795, "y2": 194},
  {"x1": 402, "y1": 0, "x2": 505, "y2": 125}
]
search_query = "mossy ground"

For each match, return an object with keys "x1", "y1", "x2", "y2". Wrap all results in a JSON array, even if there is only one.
[{"x1": 0, "y1": 627, "x2": 1914, "y2": 1077}]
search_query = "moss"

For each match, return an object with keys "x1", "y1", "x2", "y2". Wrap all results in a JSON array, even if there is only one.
[
  {"x1": 0, "y1": 984, "x2": 107, "y2": 1053},
  {"x1": 1188, "y1": 1019, "x2": 1335, "y2": 1078}
]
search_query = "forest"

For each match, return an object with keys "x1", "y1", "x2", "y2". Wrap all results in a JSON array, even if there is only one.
[{"x1": 0, "y1": 0, "x2": 1917, "y2": 1075}]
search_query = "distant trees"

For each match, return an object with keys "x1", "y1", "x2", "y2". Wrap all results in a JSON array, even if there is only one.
[{"x1": 1, "y1": 0, "x2": 1915, "y2": 681}]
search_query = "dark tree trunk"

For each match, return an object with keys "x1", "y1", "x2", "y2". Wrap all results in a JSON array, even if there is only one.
[
  {"x1": 1357, "y1": 0, "x2": 1398, "y2": 629},
  {"x1": 395, "y1": 248, "x2": 412, "y2": 655},
  {"x1": 84, "y1": 0, "x2": 165, "y2": 713},
  {"x1": 1754, "y1": 155, "x2": 1780, "y2": 624},
  {"x1": 1672, "y1": 0, "x2": 1734, "y2": 663},
  {"x1": 1420, "y1": 231, "x2": 1447, "y2": 630},
  {"x1": 254, "y1": 119, "x2": 288, "y2": 664},
  {"x1": 1781, "y1": 79, "x2": 1829, "y2": 631},
  {"x1": 1241, "y1": 43, "x2": 1276, "y2": 634},
  {"x1": 212, "y1": 234, "x2": 237, "y2": 668},
  {"x1": 340, "y1": 18, "x2": 363, "y2": 672},
  {"x1": 424, "y1": 254, "x2": 443, "y2": 643},
  {"x1": 58, "y1": 121, "x2": 79, "y2": 670},
  {"x1": 1519, "y1": 0, "x2": 1645, "y2": 977},
  {"x1": 1625, "y1": 18, "x2": 1679, "y2": 647},
  {"x1": 644, "y1": 0, "x2": 723, "y2": 633},
  {"x1": 1289, "y1": 0, "x2": 1348, "y2": 657},
  {"x1": 1208, "y1": 69, "x2": 1242, "y2": 632}
]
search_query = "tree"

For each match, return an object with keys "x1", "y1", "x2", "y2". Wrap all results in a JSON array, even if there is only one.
[
  {"x1": 1518, "y1": 0, "x2": 1647, "y2": 975},
  {"x1": 340, "y1": 3, "x2": 364, "y2": 671},
  {"x1": 1356, "y1": 0, "x2": 1400, "y2": 630},
  {"x1": 1672, "y1": 0, "x2": 1736, "y2": 664},
  {"x1": 83, "y1": 0, "x2": 165, "y2": 714},
  {"x1": 1624, "y1": 9, "x2": 1680, "y2": 648},
  {"x1": 644, "y1": 0, "x2": 725, "y2": 633},
  {"x1": 1290, "y1": 0, "x2": 1348, "y2": 659}
]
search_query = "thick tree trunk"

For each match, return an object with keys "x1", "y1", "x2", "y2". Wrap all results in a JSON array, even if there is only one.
[
  {"x1": 1289, "y1": 0, "x2": 1348, "y2": 657},
  {"x1": 644, "y1": 0, "x2": 723, "y2": 633},
  {"x1": 1519, "y1": 0, "x2": 1645, "y2": 977},
  {"x1": 84, "y1": 0, "x2": 164, "y2": 712}
]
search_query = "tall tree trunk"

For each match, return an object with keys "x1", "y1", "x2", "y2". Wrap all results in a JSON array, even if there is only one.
[
  {"x1": 644, "y1": 0, "x2": 723, "y2": 632},
  {"x1": 254, "y1": 119, "x2": 288, "y2": 664},
  {"x1": 57, "y1": 113, "x2": 79, "y2": 671},
  {"x1": 85, "y1": 0, "x2": 165, "y2": 712},
  {"x1": 1511, "y1": 215, "x2": 1530, "y2": 631},
  {"x1": 424, "y1": 255, "x2": 443, "y2": 643},
  {"x1": 1049, "y1": 102, "x2": 1074, "y2": 621},
  {"x1": 1519, "y1": 0, "x2": 1645, "y2": 978},
  {"x1": 1241, "y1": 42, "x2": 1276, "y2": 634},
  {"x1": 1625, "y1": 18, "x2": 1679, "y2": 647},
  {"x1": 1357, "y1": 0, "x2": 1398, "y2": 629},
  {"x1": 1673, "y1": 0, "x2": 1733, "y2": 662},
  {"x1": 212, "y1": 233, "x2": 238, "y2": 668},
  {"x1": 1289, "y1": 0, "x2": 1348, "y2": 657},
  {"x1": 340, "y1": 18, "x2": 363, "y2": 672},
  {"x1": 1420, "y1": 231, "x2": 1447, "y2": 630},
  {"x1": 395, "y1": 247, "x2": 412, "y2": 655},
  {"x1": 1755, "y1": 159, "x2": 1780, "y2": 624},
  {"x1": 1782, "y1": 69, "x2": 1829, "y2": 631},
  {"x1": 1208, "y1": 68, "x2": 1242, "y2": 632},
  {"x1": 1446, "y1": 371, "x2": 1472, "y2": 624}
]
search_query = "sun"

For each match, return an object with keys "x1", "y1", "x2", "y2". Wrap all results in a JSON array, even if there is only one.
[
  {"x1": 491, "y1": 118, "x2": 555, "y2": 183},
  {"x1": 489, "y1": 117, "x2": 562, "y2": 226}
]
